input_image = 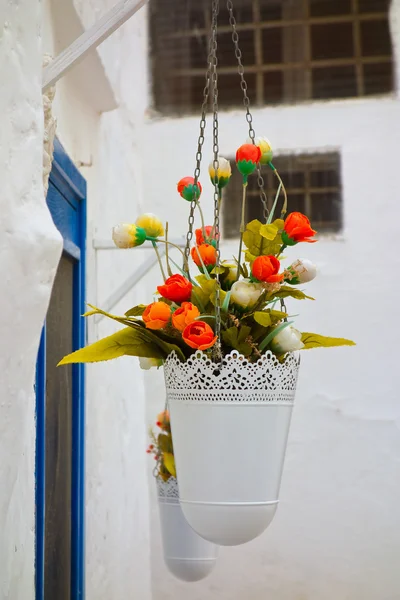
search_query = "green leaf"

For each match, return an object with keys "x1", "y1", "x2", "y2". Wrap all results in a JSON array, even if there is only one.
[
  {"x1": 125, "y1": 304, "x2": 147, "y2": 317},
  {"x1": 58, "y1": 327, "x2": 165, "y2": 365},
  {"x1": 222, "y1": 325, "x2": 253, "y2": 356},
  {"x1": 301, "y1": 333, "x2": 356, "y2": 350},
  {"x1": 158, "y1": 433, "x2": 173, "y2": 453},
  {"x1": 163, "y1": 452, "x2": 176, "y2": 477},
  {"x1": 84, "y1": 303, "x2": 144, "y2": 327},
  {"x1": 243, "y1": 219, "x2": 282, "y2": 258},
  {"x1": 272, "y1": 286, "x2": 315, "y2": 301},
  {"x1": 254, "y1": 311, "x2": 272, "y2": 327},
  {"x1": 259, "y1": 219, "x2": 284, "y2": 241}
]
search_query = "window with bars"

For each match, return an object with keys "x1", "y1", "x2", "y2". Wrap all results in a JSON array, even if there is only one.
[
  {"x1": 222, "y1": 152, "x2": 342, "y2": 238},
  {"x1": 149, "y1": 0, "x2": 393, "y2": 114}
]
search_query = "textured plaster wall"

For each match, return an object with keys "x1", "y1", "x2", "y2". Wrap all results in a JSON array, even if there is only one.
[
  {"x1": 0, "y1": 1, "x2": 63, "y2": 599},
  {"x1": 142, "y1": 2, "x2": 400, "y2": 598},
  {"x1": 41, "y1": 1, "x2": 152, "y2": 599}
]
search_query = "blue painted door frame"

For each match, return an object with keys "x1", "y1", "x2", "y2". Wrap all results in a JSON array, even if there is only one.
[{"x1": 35, "y1": 138, "x2": 87, "y2": 600}]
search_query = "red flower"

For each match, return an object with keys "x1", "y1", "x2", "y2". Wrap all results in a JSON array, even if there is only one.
[
  {"x1": 252, "y1": 255, "x2": 283, "y2": 283},
  {"x1": 195, "y1": 225, "x2": 214, "y2": 245},
  {"x1": 182, "y1": 321, "x2": 217, "y2": 351},
  {"x1": 157, "y1": 274, "x2": 193, "y2": 303},
  {"x1": 235, "y1": 144, "x2": 262, "y2": 182},
  {"x1": 191, "y1": 244, "x2": 217, "y2": 270},
  {"x1": 282, "y1": 212, "x2": 317, "y2": 245},
  {"x1": 235, "y1": 144, "x2": 261, "y2": 165},
  {"x1": 177, "y1": 177, "x2": 202, "y2": 202}
]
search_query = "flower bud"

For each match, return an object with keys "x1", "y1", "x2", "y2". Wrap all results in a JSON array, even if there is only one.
[
  {"x1": 112, "y1": 224, "x2": 146, "y2": 248},
  {"x1": 236, "y1": 144, "x2": 261, "y2": 182},
  {"x1": 177, "y1": 176, "x2": 202, "y2": 201},
  {"x1": 135, "y1": 213, "x2": 164, "y2": 238},
  {"x1": 231, "y1": 279, "x2": 263, "y2": 310},
  {"x1": 139, "y1": 357, "x2": 163, "y2": 370},
  {"x1": 209, "y1": 156, "x2": 232, "y2": 188},
  {"x1": 270, "y1": 326, "x2": 304, "y2": 353},
  {"x1": 285, "y1": 258, "x2": 317, "y2": 285},
  {"x1": 247, "y1": 136, "x2": 273, "y2": 165}
]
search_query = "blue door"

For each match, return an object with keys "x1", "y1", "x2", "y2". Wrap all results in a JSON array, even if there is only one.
[{"x1": 36, "y1": 139, "x2": 86, "y2": 600}]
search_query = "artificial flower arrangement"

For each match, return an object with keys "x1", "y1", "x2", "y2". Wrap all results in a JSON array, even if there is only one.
[
  {"x1": 59, "y1": 137, "x2": 354, "y2": 369},
  {"x1": 147, "y1": 410, "x2": 176, "y2": 482}
]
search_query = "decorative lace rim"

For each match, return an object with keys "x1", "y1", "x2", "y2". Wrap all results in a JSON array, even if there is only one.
[
  {"x1": 156, "y1": 476, "x2": 180, "y2": 503},
  {"x1": 164, "y1": 350, "x2": 300, "y2": 403}
]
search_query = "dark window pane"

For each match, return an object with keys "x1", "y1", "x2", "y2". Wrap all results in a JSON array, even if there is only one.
[
  {"x1": 219, "y1": 73, "x2": 257, "y2": 108},
  {"x1": 279, "y1": 170, "x2": 305, "y2": 189},
  {"x1": 218, "y1": 30, "x2": 255, "y2": 68},
  {"x1": 262, "y1": 27, "x2": 283, "y2": 63},
  {"x1": 363, "y1": 61, "x2": 393, "y2": 95},
  {"x1": 311, "y1": 23, "x2": 354, "y2": 60},
  {"x1": 45, "y1": 255, "x2": 74, "y2": 600},
  {"x1": 189, "y1": 35, "x2": 208, "y2": 68},
  {"x1": 358, "y1": 0, "x2": 390, "y2": 13},
  {"x1": 310, "y1": 0, "x2": 351, "y2": 16},
  {"x1": 361, "y1": 19, "x2": 391, "y2": 57},
  {"x1": 310, "y1": 169, "x2": 339, "y2": 187},
  {"x1": 263, "y1": 71, "x2": 283, "y2": 103},
  {"x1": 312, "y1": 65, "x2": 357, "y2": 99},
  {"x1": 285, "y1": 194, "x2": 306, "y2": 215},
  {"x1": 260, "y1": 0, "x2": 283, "y2": 21},
  {"x1": 311, "y1": 192, "x2": 342, "y2": 231}
]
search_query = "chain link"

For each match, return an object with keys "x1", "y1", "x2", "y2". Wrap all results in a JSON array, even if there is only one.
[
  {"x1": 226, "y1": 0, "x2": 269, "y2": 223},
  {"x1": 183, "y1": 5, "x2": 218, "y2": 267},
  {"x1": 209, "y1": 0, "x2": 222, "y2": 360}
]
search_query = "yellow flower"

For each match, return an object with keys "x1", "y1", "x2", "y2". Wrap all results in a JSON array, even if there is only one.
[
  {"x1": 136, "y1": 213, "x2": 164, "y2": 238},
  {"x1": 247, "y1": 136, "x2": 273, "y2": 165},
  {"x1": 209, "y1": 156, "x2": 232, "y2": 188},
  {"x1": 112, "y1": 223, "x2": 146, "y2": 248}
]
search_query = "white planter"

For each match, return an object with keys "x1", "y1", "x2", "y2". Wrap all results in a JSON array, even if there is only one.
[
  {"x1": 157, "y1": 477, "x2": 219, "y2": 582},
  {"x1": 164, "y1": 349, "x2": 300, "y2": 546}
]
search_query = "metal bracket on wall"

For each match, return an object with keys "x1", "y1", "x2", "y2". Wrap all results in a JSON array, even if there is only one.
[
  {"x1": 93, "y1": 238, "x2": 186, "y2": 322},
  {"x1": 42, "y1": 0, "x2": 148, "y2": 92}
]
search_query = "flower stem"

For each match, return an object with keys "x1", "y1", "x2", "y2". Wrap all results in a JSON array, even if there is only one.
[
  {"x1": 153, "y1": 239, "x2": 189, "y2": 273},
  {"x1": 277, "y1": 243, "x2": 287, "y2": 258},
  {"x1": 235, "y1": 183, "x2": 248, "y2": 281},
  {"x1": 195, "y1": 200, "x2": 206, "y2": 240},
  {"x1": 165, "y1": 222, "x2": 173, "y2": 277},
  {"x1": 272, "y1": 168, "x2": 288, "y2": 219},
  {"x1": 267, "y1": 181, "x2": 282, "y2": 224},
  {"x1": 151, "y1": 241, "x2": 166, "y2": 282}
]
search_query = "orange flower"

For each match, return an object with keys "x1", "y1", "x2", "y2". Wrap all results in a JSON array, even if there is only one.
[
  {"x1": 195, "y1": 225, "x2": 215, "y2": 246},
  {"x1": 251, "y1": 255, "x2": 283, "y2": 283},
  {"x1": 157, "y1": 274, "x2": 193, "y2": 304},
  {"x1": 156, "y1": 410, "x2": 170, "y2": 431},
  {"x1": 191, "y1": 244, "x2": 217, "y2": 270},
  {"x1": 172, "y1": 302, "x2": 200, "y2": 332},
  {"x1": 282, "y1": 212, "x2": 317, "y2": 245},
  {"x1": 182, "y1": 321, "x2": 217, "y2": 351},
  {"x1": 142, "y1": 302, "x2": 171, "y2": 330}
]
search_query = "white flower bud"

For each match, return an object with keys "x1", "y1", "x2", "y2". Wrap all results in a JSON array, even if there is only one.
[
  {"x1": 287, "y1": 258, "x2": 317, "y2": 284},
  {"x1": 139, "y1": 357, "x2": 163, "y2": 370},
  {"x1": 231, "y1": 279, "x2": 263, "y2": 310},
  {"x1": 271, "y1": 326, "x2": 304, "y2": 353}
]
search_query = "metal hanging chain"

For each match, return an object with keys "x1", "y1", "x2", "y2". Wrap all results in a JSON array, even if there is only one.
[
  {"x1": 209, "y1": 0, "x2": 222, "y2": 360},
  {"x1": 226, "y1": 0, "x2": 269, "y2": 223},
  {"x1": 184, "y1": 2, "x2": 219, "y2": 268}
]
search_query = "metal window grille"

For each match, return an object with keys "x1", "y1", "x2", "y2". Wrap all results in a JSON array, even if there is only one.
[
  {"x1": 149, "y1": 0, "x2": 393, "y2": 114},
  {"x1": 223, "y1": 152, "x2": 342, "y2": 238}
]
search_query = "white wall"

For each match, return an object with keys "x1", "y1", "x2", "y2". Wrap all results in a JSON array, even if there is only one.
[
  {"x1": 0, "y1": 1, "x2": 63, "y2": 599},
  {"x1": 142, "y1": 2, "x2": 400, "y2": 598},
  {"x1": 41, "y1": 1, "x2": 152, "y2": 599}
]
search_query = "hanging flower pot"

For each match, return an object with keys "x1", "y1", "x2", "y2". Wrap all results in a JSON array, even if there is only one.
[
  {"x1": 157, "y1": 476, "x2": 219, "y2": 581},
  {"x1": 164, "y1": 349, "x2": 300, "y2": 546},
  {"x1": 59, "y1": 0, "x2": 355, "y2": 553}
]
